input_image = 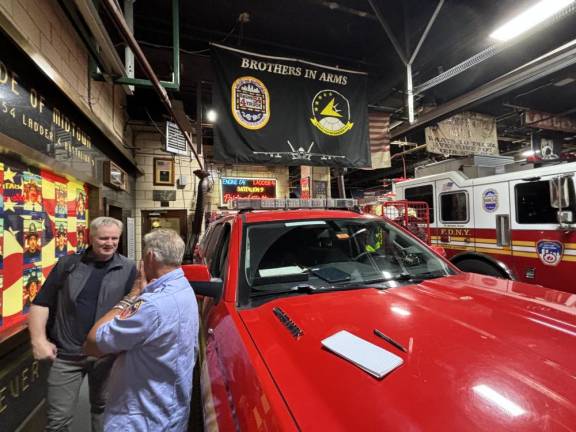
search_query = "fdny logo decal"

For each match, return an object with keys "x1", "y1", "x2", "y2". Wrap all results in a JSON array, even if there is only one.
[
  {"x1": 231, "y1": 76, "x2": 270, "y2": 130},
  {"x1": 310, "y1": 90, "x2": 353, "y2": 136},
  {"x1": 536, "y1": 240, "x2": 563, "y2": 266},
  {"x1": 482, "y1": 189, "x2": 499, "y2": 213}
]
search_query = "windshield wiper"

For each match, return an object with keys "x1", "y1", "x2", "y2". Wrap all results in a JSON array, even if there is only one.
[
  {"x1": 356, "y1": 271, "x2": 448, "y2": 286},
  {"x1": 251, "y1": 284, "x2": 319, "y2": 298},
  {"x1": 251, "y1": 282, "x2": 372, "y2": 298},
  {"x1": 389, "y1": 271, "x2": 448, "y2": 283}
]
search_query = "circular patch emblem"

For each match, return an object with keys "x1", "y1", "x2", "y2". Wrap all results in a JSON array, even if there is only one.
[
  {"x1": 482, "y1": 189, "x2": 498, "y2": 213},
  {"x1": 231, "y1": 76, "x2": 270, "y2": 130},
  {"x1": 536, "y1": 240, "x2": 563, "y2": 266},
  {"x1": 310, "y1": 90, "x2": 354, "y2": 136}
]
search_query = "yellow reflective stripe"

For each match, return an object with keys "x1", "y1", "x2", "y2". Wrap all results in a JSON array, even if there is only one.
[
  {"x1": 475, "y1": 247, "x2": 512, "y2": 256},
  {"x1": 512, "y1": 240, "x2": 535, "y2": 246},
  {"x1": 513, "y1": 251, "x2": 539, "y2": 258},
  {"x1": 473, "y1": 238, "x2": 497, "y2": 244},
  {"x1": 439, "y1": 244, "x2": 475, "y2": 251}
]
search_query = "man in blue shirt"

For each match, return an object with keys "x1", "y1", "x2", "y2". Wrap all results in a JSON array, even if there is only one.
[{"x1": 85, "y1": 228, "x2": 199, "y2": 431}]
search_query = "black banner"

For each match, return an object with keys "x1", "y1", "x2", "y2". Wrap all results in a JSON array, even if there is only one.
[{"x1": 212, "y1": 44, "x2": 370, "y2": 168}]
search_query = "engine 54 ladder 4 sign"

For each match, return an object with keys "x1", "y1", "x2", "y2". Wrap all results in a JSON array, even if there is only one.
[{"x1": 212, "y1": 44, "x2": 370, "y2": 168}]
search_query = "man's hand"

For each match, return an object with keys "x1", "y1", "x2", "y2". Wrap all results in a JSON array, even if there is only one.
[
  {"x1": 31, "y1": 338, "x2": 57, "y2": 361},
  {"x1": 28, "y1": 305, "x2": 56, "y2": 361},
  {"x1": 127, "y1": 260, "x2": 147, "y2": 299}
]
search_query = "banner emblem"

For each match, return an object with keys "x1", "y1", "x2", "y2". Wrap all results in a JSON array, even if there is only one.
[
  {"x1": 231, "y1": 76, "x2": 270, "y2": 130},
  {"x1": 536, "y1": 240, "x2": 563, "y2": 266},
  {"x1": 310, "y1": 90, "x2": 353, "y2": 136}
]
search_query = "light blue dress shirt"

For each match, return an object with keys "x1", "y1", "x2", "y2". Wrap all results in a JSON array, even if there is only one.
[{"x1": 96, "y1": 268, "x2": 199, "y2": 431}]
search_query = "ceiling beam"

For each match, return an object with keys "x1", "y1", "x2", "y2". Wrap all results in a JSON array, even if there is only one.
[
  {"x1": 367, "y1": 0, "x2": 407, "y2": 65},
  {"x1": 392, "y1": 38, "x2": 576, "y2": 139}
]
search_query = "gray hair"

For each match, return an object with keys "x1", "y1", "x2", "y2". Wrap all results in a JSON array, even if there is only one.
[
  {"x1": 143, "y1": 229, "x2": 185, "y2": 266},
  {"x1": 90, "y1": 217, "x2": 123, "y2": 237}
]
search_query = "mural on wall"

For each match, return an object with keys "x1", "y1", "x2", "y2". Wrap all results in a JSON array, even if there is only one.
[{"x1": 0, "y1": 160, "x2": 89, "y2": 333}]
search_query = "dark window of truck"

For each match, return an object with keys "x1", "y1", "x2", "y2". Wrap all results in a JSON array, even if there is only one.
[
  {"x1": 515, "y1": 180, "x2": 575, "y2": 224},
  {"x1": 440, "y1": 191, "x2": 469, "y2": 223},
  {"x1": 404, "y1": 185, "x2": 434, "y2": 222}
]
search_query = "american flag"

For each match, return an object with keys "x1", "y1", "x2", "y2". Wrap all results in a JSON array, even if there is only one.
[{"x1": 365, "y1": 110, "x2": 391, "y2": 169}]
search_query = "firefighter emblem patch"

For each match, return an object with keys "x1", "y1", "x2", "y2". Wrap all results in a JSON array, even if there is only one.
[
  {"x1": 231, "y1": 76, "x2": 270, "y2": 130},
  {"x1": 482, "y1": 189, "x2": 498, "y2": 212},
  {"x1": 536, "y1": 240, "x2": 563, "y2": 266}
]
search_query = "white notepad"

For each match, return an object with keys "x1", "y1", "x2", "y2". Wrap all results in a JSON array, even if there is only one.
[{"x1": 321, "y1": 330, "x2": 404, "y2": 379}]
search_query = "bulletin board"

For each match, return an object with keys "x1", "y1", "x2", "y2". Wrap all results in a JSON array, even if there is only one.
[{"x1": 0, "y1": 159, "x2": 89, "y2": 334}]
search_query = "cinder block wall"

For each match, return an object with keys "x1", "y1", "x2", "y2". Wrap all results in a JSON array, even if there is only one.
[
  {"x1": 132, "y1": 129, "x2": 289, "y2": 259},
  {"x1": 0, "y1": 0, "x2": 126, "y2": 143}
]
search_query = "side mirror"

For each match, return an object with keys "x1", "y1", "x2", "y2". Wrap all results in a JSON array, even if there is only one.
[
  {"x1": 550, "y1": 176, "x2": 572, "y2": 209},
  {"x1": 430, "y1": 245, "x2": 447, "y2": 258},
  {"x1": 559, "y1": 210, "x2": 574, "y2": 224},
  {"x1": 182, "y1": 264, "x2": 223, "y2": 299}
]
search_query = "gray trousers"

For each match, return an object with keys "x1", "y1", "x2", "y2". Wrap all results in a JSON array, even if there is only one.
[{"x1": 45, "y1": 356, "x2": 115, "y2": 432}]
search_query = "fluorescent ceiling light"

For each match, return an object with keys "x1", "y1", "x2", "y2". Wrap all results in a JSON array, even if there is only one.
[{"x1": 490, "y1": 0, "x2": 575, "y2": 42}]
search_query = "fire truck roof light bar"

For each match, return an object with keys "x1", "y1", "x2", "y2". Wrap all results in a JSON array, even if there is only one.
[{"x1": 229, "y1": 198, "x2": 358, "y2": 210}]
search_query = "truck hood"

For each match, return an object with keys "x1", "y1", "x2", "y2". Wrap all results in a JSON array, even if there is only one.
[{"x1": 239, "y1": 273, "x2": 576, "y2": 431}]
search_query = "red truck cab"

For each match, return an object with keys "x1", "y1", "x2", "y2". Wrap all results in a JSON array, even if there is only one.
[{"x1": 184, "y1": 202, "x2": 576, "y2": 431}]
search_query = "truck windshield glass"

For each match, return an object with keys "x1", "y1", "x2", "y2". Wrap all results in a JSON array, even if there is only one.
[{"x1": 242, "y1": 218, "x2": 454, "y2": 305}]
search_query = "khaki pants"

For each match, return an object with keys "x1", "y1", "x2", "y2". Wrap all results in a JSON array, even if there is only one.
[{"x1": 45, "y1": 356, "x2": 115, "y2": 432}]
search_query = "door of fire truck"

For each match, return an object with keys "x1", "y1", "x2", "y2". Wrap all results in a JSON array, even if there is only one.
[
  {"x1": 465, "y1": 181, "x2": 515, "y2": 278},
  {"x1": 508, "y1": 174, "x2": 576, "y2": 292},
  {"x1": 434, "y1": 178, "x2": 475, "y2": 261}
]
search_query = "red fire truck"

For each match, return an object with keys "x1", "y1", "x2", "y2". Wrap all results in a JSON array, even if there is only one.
[{"x1": 393, "y1": 155, "x2": 576, "y2": 294}]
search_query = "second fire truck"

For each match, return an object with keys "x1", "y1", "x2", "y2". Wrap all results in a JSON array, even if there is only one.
[{"x1": 393, "y1": 155, "x2": 576, "y2": 294}]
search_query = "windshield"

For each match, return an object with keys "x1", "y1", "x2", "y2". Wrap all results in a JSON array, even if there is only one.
[{"x1": 240, "y1": 218, "x2": 455, "y2": 306}]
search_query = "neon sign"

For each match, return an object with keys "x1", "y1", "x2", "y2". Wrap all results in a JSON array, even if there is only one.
[{"x1": 221, "y1": 177, "x2": 277, "y2": 204}]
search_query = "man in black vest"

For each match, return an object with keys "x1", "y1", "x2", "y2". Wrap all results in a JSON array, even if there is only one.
[{"x1": 28, "y1": 217, "x2": 137, "y2": 432}]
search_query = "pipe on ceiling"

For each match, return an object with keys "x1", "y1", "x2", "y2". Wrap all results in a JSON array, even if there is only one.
[
  {"x1": 392, "y1": 37, "x2": 576, "y2": 139},
  {"x1": 101, "y1": 0, "x2": 204, "y2": 172},
  {"x1": 71, "y1": 0, "x2": 132, "y2": 95}
]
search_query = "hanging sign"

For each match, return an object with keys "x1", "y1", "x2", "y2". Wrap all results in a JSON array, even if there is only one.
[
  {"x1": 425, "y1": 112, "x2": 498, "y2": 156},
  {"x1": 524, "y1": 110, "x2": 576, "y2": 133},
  {"x1": 220, "y1": 177, "x2": 277, "y2": 204},
  {"x1": 212, "y1": 44, "x2": 370, "y2": 168}
]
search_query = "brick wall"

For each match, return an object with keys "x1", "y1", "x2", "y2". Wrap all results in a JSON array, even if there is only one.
[{"x1": 0, "y1": 0, "x2": 126, "y2": 143}]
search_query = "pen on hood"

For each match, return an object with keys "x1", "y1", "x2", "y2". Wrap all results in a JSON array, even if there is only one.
[{"x1": 373, "y1": 329, "x2": 408, "y2": 353}]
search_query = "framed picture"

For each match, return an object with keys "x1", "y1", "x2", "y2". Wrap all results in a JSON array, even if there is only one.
[
  {"x1": 103, "y1": 160, "x2": 128, "y2": 191},
  {"x1": 153, "y1": 158, "x2": 175, "y2": 186}
]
